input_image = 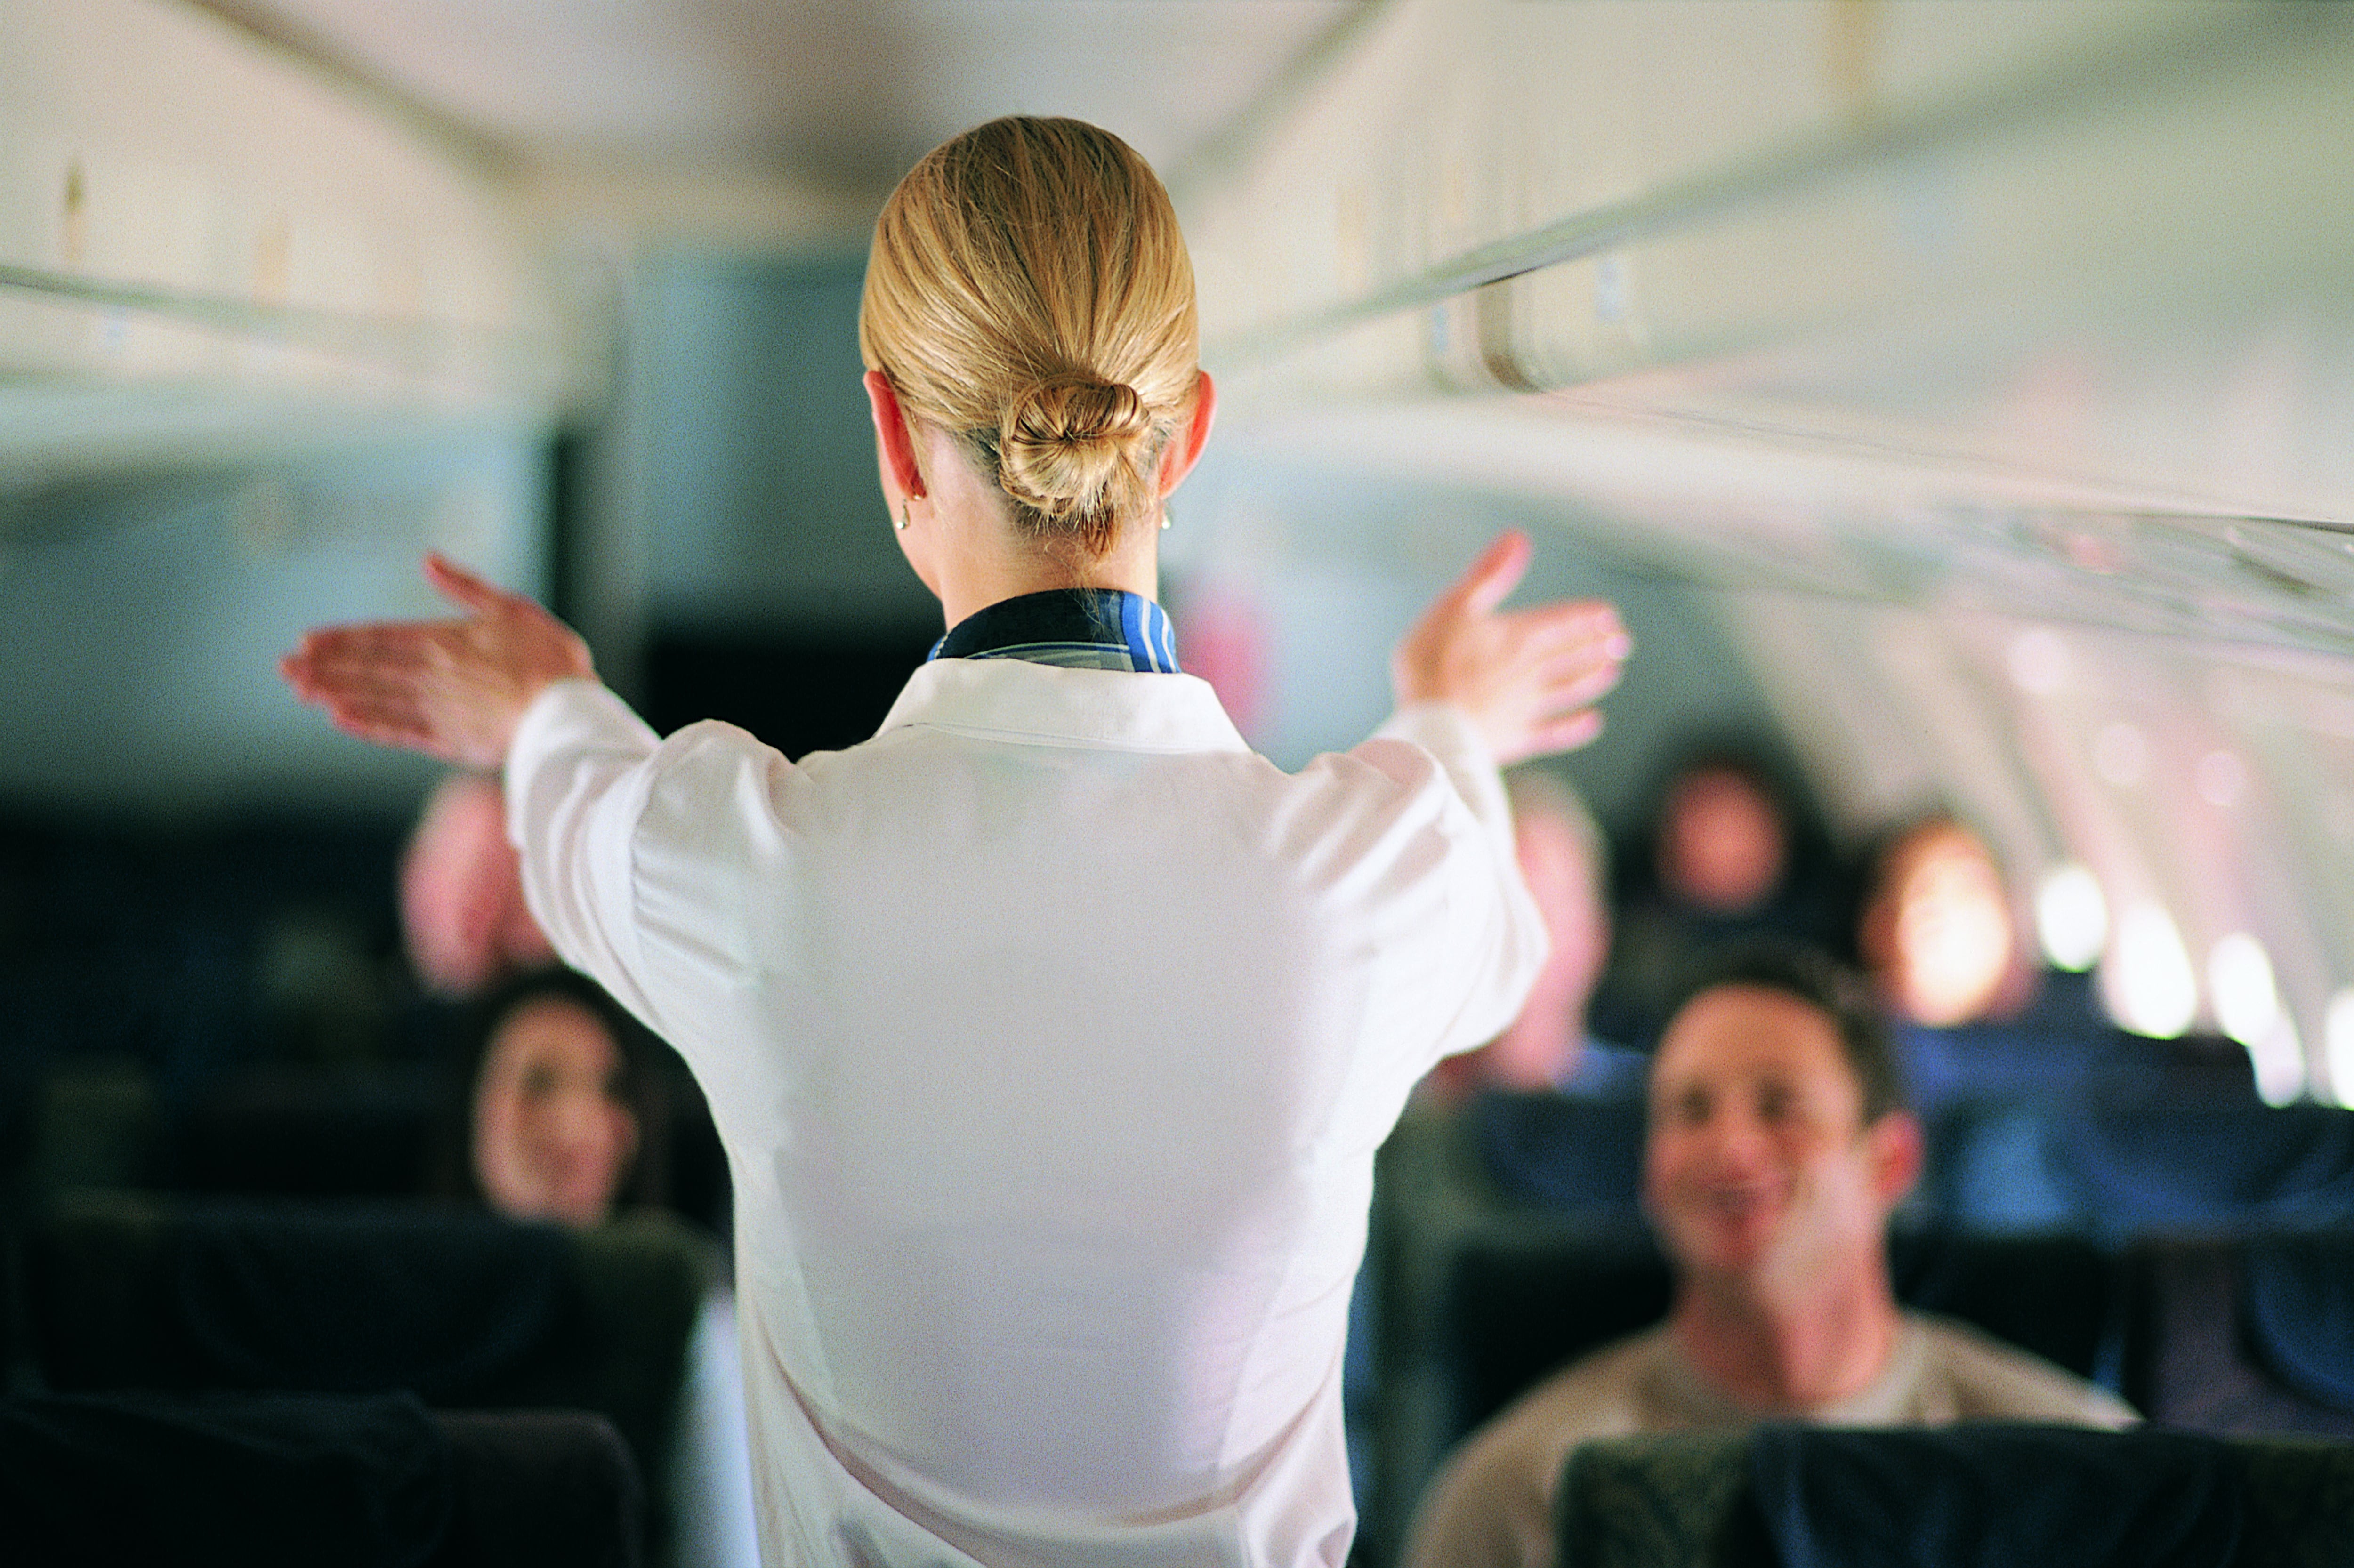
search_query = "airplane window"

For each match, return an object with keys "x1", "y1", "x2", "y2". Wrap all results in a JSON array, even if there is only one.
[
  {"x1": 2211, "y1": 933, "x2": 2281, "y2": 1046},
  {"x1": 2326, "y1": 990, "x2": 2354, "y2": 1109},
  {"x1": 2105, "y1": 900, "x2": 2198, "y2": 1040},
  {"x1": 2210, "y1": 932, "x2": 2305, "y2": 1107},
  {"x1": 1738, "y1": 588, "x2": 2338, "y2": 1107},
  {"x1": 2035, "y1": 863, "x2": 2107, "y2": 973}
]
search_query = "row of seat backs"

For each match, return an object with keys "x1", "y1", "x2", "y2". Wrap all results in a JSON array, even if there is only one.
[
  {"x1": 12, "y1": 1058, "x2": 732, "y2": 1232},
  {"x1": 1552, "y1": 1426, "x2": 2354, "y2": 1568},
  {"x1": 1, "y1": 1194, "x2": 711, "y2": 1564},
  {"x1": 16, "y1": 1060, "x2": 439, "y2": 1201},
  {"x1": 1432, "y1": 1224, "x2": 2354, "y2": 1453},
  {"x1": 1468, "y1": 1090, "x2": 2354, "y2": 1236},
  {"x1": 2, "y1": 1392, "x2": 641, "y2": 1568},
  {"x1": 0, "y1": 813, "x2": 410, "y2": 1075}
]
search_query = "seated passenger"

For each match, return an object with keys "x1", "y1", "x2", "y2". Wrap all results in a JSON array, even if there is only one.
[
  {"x1": 1403, "y1": 948, "x2": 2133, "y2": 1568},
  {"x1": 445, "y1": 967, "x2": 666, "y2": 1228},
  {"x1": 1589, "y1": 744, "x2": 1848, "y2": 1046},
  {"x1": 1856, "y1": 813, "x2": 2150, "y2": 1124},
  {"x1": 451, "y1": 968, "x2": 760, "y2": 1567},
  {"x1": 402, "y1": 772, "x2": 558, "y2": 999},
  {"x1": 1856, "y1": 812, "x2": 2025, "y2": 1029},
  {"x1": 1427, "y1": 767, "x2": 1616, "y2": 1098}
]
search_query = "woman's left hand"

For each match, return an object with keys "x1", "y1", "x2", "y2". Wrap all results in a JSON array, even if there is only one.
[
  {"x1": 1391, "y1": 531, "x2": 1632, "y2": 767},
  {"x1": 280, "y1": 554, "x2": 595, "y2": 769}
]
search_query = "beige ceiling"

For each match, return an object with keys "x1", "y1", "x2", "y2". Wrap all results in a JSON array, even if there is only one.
[{"x1": 194, "y1": 0, "x2": 1367, "y2": 199}]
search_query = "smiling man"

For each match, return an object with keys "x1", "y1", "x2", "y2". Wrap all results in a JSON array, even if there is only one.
[{"x1": 1403, "y1": 948, "x2": 2133, "y2": 1568}]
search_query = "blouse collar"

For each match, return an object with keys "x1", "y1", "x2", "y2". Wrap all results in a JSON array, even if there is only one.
[{"x1": 929, "y1": 588, "x2": 1180, "y2": 674}]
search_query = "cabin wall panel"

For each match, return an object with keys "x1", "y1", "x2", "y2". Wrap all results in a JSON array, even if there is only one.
[{"x1": 0, "y1": 434, "x2": 546, "y2": 817}]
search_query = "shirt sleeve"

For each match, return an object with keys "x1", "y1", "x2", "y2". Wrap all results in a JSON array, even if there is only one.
[
  {"x1": 502, "y1": 678, "x2": 672, "y2": 1031},
  {"x1": 1372, "y1": 701, "x2": 1517, "y2": 845},
  {"x1": 1363, "y1": 700, "x2": 1552, "y2": 1062}
]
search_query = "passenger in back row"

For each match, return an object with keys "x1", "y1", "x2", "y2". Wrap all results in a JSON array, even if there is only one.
[
  {"x1": 1423, "y1": 767, "x2": 1615, "y2": 1099},
  {"x1": 1587, "y1": 745, "x2": 1849, "y2": 1048},
  {"x1": 1403, "y1": 947, "x2": 2133, "y2": 1568}
]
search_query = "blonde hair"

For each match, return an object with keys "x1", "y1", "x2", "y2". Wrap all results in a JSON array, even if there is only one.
[{"x1": 860, "y1": 117, "x2": 1200, "y2": 559}]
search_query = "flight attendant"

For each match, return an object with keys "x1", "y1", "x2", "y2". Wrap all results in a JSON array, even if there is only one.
[{"x1": 283, "y1": 115, "x2": 1630, "y2": 1567}]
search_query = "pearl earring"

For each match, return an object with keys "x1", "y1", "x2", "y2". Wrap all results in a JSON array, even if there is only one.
[{"x1": 897, "y1": 499, "x2": 910, "y2": 532}]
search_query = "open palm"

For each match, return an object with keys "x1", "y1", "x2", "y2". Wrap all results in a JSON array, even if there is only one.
[{"x1": 280, "y1": 555, "x2": 595, "y2": 769}]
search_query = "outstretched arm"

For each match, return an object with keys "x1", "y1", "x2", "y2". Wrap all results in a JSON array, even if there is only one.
[
  {"x1": 279, "y1": 554, "x2": 596, "y2": 769},
  {"x1": 1392, "y1": 531, "x2": 1630, "y2": 766}
]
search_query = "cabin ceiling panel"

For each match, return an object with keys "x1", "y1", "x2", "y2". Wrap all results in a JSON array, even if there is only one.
[
  {"x1": 1194, "y1": 0, "x2": 2354, "y2": 559},
  {"x1": 199, "y1": 0, "x2": 1366, "y2": 200}
]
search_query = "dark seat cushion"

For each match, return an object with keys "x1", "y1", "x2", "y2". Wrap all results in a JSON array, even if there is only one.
[
  {"x1": 0, "y1": 1389, "x2": 455, "y2": 1568},
  {"x1": 0, "y1": 1393, "x2": 646, "y2": 1568},
  {"x1": 1438, "y1": 1223, "x2": 1673, "y2": 1446},
  {"x1": 33, "y1": 1196, "x2": 573, "y2": 1401},
  {"x1": 27, "y1": 1195, "x2": 708, "y2": 1557},
  {"x1": 1553, "y1": 1430, "x2": 1757, "y2": 1568},
  {"x1": 1555, "y1": 1430, "x2": 2354, "y2": 1568},
  {"x1": 2241, "y1": 1232, "x2": 2354, "y2": 1411},
  {"x1": 2128, "y1": 1238, "x2": 2354, "y2": 1437},
  {"x1": 1887, "y1": 1229, "x2": 2120, "y2": 1386},
  {"x1": 1472, "y1": 1093, "x2": 1647, "y2": 1215},
  {"x1": 435, "y1": 1408, "x2": 643, "y2": 1568},
  {"x1": 175, "y1": 1065, "x2": 438, "y2": 1199},
  {"x1": 2049, "y1": 1105, "x2": 2354, "y2": 1229},
  {"x1": 1749, "y1": 1424, "x2": 2243, "y2": 1568}
]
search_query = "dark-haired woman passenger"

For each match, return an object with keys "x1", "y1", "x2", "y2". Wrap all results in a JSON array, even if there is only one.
[
  {"x1": 440, "y1": 966, "x2": 664, "y2": 1226},
  {"x1": 441, "y1": 968, "x2": 757, "y2": 1568},
  {"x1": 1590, "y1": 743, "x2": 1852, "y2": 1048}
]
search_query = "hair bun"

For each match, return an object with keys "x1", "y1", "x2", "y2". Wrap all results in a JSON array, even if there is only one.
[{"x1": 997, "y1": 373, "x2": 1155, "y2": 523}]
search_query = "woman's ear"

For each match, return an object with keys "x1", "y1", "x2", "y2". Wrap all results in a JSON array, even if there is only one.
[
  {"x1": 1156, "y1": 370, "x2": 1217, "y2": 499},
  {"x1": 864, "y1": 370, "x2": 927, "y2": 502}
]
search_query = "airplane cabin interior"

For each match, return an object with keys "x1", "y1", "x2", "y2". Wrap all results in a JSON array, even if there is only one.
[{"x1": 5, "y1": 2, "x2": 2354, "y2": 1564}]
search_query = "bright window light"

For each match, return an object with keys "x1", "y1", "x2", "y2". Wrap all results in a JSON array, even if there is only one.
[
  {"x1": 2007, "y1": 628, "x2": 2070, "y2": 695},
  {"x1": 2326, "y1": 989, "x2": 2354, "y2": 1108},
  {"x1": 2210, "y1": 934, "x2": 2303, "y2": 1105},
  {"x1": 2105, "y1": 901, "x2": 2196, "y2": 1039},
  {"x1": 2251, "y1": 1014, "x2": 2307, "y2": 1109},
  {"x1": 2209, "y1": 933, "x2": 2279, "y2": 1044},
  {"x1": 2036, "y1": 863, "x2": 2107, "y2": 972}
]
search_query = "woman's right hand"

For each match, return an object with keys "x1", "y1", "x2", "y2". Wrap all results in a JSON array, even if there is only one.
[
  {"x1": 1391, "y1": 531, "x2": 1631, "y2": 767},
  {"x1": 280, "y1": 554, "x2": 595, "y2": 770}
]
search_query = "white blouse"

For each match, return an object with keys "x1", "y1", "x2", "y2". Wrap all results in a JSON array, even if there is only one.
[{"x1": 508, "y1": 659, "x2": 1545, "y2": 1567}]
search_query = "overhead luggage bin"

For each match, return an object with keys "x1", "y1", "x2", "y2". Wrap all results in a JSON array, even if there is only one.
[
  {"x1": 0, "y1": 0, "x2": 564, "y2": 483},
  {"x1": 1188, "y1": 0, "x2": 2354, "y2": 549}
]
